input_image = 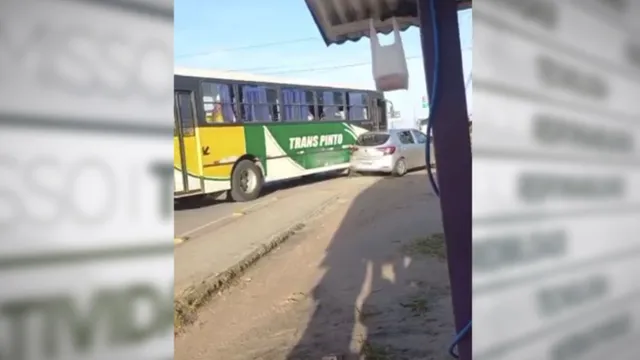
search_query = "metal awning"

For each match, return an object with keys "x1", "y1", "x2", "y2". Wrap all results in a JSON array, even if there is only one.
[{"x1": 304, "y1": 0, "x2": 471, "y2": 46}]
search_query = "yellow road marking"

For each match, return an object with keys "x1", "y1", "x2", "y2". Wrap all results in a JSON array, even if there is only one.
[{"x1": 174, "y1": 237, "x2": 188, "y2": 245}]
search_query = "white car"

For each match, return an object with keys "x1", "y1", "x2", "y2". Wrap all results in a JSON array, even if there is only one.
[{"x1": 349, "y1": 128, "x2": 428, "y2": 176}]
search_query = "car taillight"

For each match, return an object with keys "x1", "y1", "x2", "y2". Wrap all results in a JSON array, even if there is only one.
[
  {"x1": 377, "y1": 145, "x2": 396, "y2": 155},
  {"x1": 349, "y1": 145, "x2": 359, "y2": 153}
]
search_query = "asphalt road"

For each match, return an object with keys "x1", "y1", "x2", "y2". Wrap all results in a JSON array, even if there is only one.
[{"x1": 173, "y1": 173, "x2": 345, "y2": 239}]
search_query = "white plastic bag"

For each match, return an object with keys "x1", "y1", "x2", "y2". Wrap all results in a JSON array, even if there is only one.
[{"x1": 370, "y1": 17, "x2": 409, "y2": 91}]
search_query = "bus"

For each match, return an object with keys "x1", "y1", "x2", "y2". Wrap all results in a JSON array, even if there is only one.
[{"x1": 174, "y1": 68, "x2": 388, "y2": 202}]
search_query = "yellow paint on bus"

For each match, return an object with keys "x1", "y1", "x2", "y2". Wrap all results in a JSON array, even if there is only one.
[
  {"x1": 174, "y1": 126, "x2": 247, "y2": 181},
  {"x1": 199, "y1": 126, "x2": 247, "y2": 179}
]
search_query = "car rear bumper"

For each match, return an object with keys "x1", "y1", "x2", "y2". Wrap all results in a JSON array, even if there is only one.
[{"x1": 349, "y1": 156, "x2": 394, "y2": 172}]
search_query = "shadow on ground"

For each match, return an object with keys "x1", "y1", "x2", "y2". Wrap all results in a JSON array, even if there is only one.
[
  {"x1": 175, "y1": 171, "x2": 345, "y2": 211},
  {"x1": 284, "y1": 172, "x2": 454, "y2": 360}
]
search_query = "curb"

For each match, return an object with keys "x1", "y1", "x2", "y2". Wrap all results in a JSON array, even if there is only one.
[{"x1": 174, "y1": 193, "x2": 342, "y2": 332}]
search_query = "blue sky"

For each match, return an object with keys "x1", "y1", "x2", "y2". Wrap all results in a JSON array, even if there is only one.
[{"x1": 175, "y1": 1, "x2": 472, "y2": 129}]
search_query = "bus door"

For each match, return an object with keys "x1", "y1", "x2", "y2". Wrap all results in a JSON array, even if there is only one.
[
  {"x1": 174, "y1": 90, "x2": 203, "y2": 195},
  {"x1": 369, "y1": 97, "x2": 388, "y2": 130}
]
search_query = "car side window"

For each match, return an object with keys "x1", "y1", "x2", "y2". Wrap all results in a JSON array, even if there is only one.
[
  {"x1": 412, "y1": 130, "x2": 427, "y2": 144},
  {"x1": 398, "y1": 131, "x2": 415, "y2": 144}
]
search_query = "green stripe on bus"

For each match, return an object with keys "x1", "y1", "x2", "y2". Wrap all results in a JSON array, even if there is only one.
[
  {"x1": 266, "y1": 122, "x2": 358, "y2": 170},
  {"x1": 244, "y1": 125, "x2": 268, "y2": 175}
]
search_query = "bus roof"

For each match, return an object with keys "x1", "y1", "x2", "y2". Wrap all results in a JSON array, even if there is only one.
[{"x1": 175, "y1": 67, "x2": 378, "y2": 93}]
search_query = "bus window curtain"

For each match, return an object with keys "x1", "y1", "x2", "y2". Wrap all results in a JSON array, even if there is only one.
[
  {"x1": 282, "y1": 89, "x2": 294, "y2": 121},
  {"x1": 295, "y1": 90, "x2": 305, "y2": 120},
  {"x1": 242, "y1": 86, "x2": 269, "y2": 122},
  {"x1": 257, "y1": 88, "x2": 269, "y2": 120},
  {"x1": 323, "y1": 92, "x2": 337, "y2": 120},
  {"x1": 282, "y1": 89, "x2": 305, "y2": 121},
  {"x1": 348, "y1": 93, "x2": 364, "y2": 120},
  {"x1": 217, "y1": 85, "x2": 236, "y2": 122}
]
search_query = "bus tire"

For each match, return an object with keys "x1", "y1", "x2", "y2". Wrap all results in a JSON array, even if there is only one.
[{"x1": 230, "y1": 159, "x2": 264, "y2": 202}]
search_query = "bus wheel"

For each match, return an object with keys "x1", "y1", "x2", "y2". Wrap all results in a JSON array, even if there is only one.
[{"x1": 230, "y1": 159, "x2": 264, "y2": 202}]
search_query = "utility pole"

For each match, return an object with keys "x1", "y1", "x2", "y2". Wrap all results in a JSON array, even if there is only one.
[{"x1": 412, "y1": 99, "x2": 417, "y2": 129}]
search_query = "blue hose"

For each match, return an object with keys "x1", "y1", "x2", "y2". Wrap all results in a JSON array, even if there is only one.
[
  {"x1": 448, "y1": 320, "x2": 472, "y2": 358},
  {"x1": 425, "y1": 0, "x2": 440, "y2": 197}
]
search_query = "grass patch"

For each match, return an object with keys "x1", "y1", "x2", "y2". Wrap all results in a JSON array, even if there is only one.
[
  {"x1": 403, "y1": 232, "x2": 446, "y2": 260},
  {"x1": 399, "y1": 296, "x2": 430, "y2": 316},
  {"x1": 359, "y1": 338, "x2": 391, "y2": 360},
  {"x1": 356, "y1": 305, "x2": 383, "y2": 321}
]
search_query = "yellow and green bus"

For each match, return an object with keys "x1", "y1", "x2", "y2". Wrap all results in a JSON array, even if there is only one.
[{"x1": 174, "y1": 68, "x2": 388, "y2": 202}]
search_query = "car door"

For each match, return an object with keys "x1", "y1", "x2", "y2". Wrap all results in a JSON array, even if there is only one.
[
  {"x1": 397, "y1": 130, "x2": 418, "y2": 168},
  {"x1": 411, "y1": 129, "x2": 428, "y2": 168}
]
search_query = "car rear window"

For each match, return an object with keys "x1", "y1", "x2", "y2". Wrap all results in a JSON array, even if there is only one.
[{"x1": 356, "y1": 133, "x2": 390, "y2": 146}]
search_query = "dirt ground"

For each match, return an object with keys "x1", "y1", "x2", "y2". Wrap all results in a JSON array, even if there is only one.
[{"x1": 175, "y1": 173, "x2": 455, "y2": 360}]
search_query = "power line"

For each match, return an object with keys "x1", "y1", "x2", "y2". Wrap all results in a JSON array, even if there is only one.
[
  {"x1": 221, "y1": 45, "x2": 472, "y2": 74},
  {"x1": 257, "y1": 48, "x2": 471, "y2": 76},
  {"x1": 259, "y1": 56, "x2": 423, "y2": 75},
  {"x1": 177, "y1": 33, "x2": 472, "y2": 61},
  {"x1": 220, "y1": 60, "x2": 335, "y2": 74},
  {"x1": 175, "y1": 37, "x2": 320, "y2": 59}
]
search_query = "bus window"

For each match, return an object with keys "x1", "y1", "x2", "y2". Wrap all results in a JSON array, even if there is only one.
[
  {"x1": 173, "y1": 118, "x2": 178, "y2": 137},
  {"x1": 316, "y1": 91, "x2": 344, "y2": 120},
  {"x1": 375, "y1": 97, "x2": 388, "y2": 130},
  {"x1": 335, "y1": 92, "x2": 346, "y2": 120},
  {"x1": 282, "y1": 88, "x2": 315, "y2": 121},
  {"x1": 305, "y1": 91, "x2": 316, "y2": 120},
  {"x1": 348, "y1": 92, "x2": 368, "y2": 121},
  {"x1": 176, "y1": 92, "x2": 196, "y2": 136},
  {"x1": 201, "y1": 81, "x2": 236, "y2": 124},
  {"x1": 239, "y1": 85, "x2": 279, "y2": 122},
  {"x1": 267, "y1": 88, "x2": 280, "y2": 121}
]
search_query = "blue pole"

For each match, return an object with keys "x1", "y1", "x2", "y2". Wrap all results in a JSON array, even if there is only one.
[{"x1": 417, "y1": 0, "x2": 472, "y2": 359}]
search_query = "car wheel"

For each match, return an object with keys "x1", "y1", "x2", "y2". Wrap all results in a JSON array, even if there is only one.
[
  {"x1": 347, "y1": 168, "x2": 362, "y2": 177},
  {"x1": 392, "y1": 158, "x2": 407, "y2": 177}
]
